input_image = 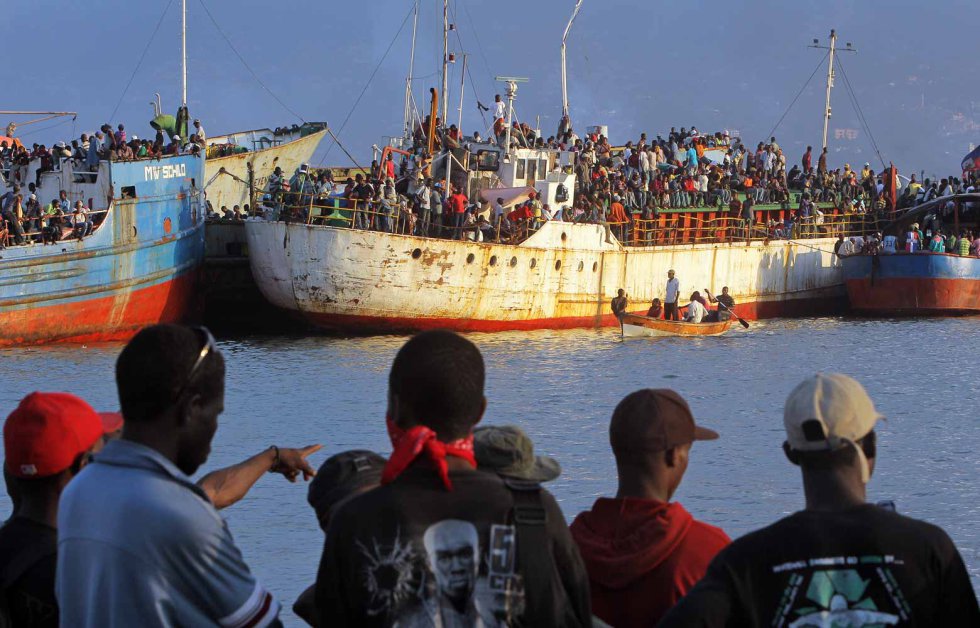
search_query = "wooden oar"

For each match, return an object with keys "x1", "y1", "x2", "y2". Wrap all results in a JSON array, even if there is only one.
[{"x1": 706, "y1": 289, "x2": 750, "y2": 329}]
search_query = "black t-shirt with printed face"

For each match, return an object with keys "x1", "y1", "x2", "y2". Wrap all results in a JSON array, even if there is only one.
[
  {"x1": 0, "y1": 517, "x2": 59, "y2": 628},
  {"x1": 315, "y1": 464, "x2": 591, "y2": 627},
  {"x1": 659, "y1": 504, "x2": 979, "y2": 627}
]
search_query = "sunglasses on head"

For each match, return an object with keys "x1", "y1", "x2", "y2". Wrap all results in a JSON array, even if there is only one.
[{"x1": 174, "y1": 326, "x2": 218, "y2": 400}]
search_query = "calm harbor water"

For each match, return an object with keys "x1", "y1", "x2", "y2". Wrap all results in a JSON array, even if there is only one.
[{"x1": 2, "y1": 317, "x2": 978, "y2": 623}]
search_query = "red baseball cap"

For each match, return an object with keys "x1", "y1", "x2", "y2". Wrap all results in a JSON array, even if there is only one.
[
  {"x1": 98, "y1": 412, "x2": 124, "y2": 433},
  {"x1": 4, "y1": 392, "x2": 106, "y2": 479}
]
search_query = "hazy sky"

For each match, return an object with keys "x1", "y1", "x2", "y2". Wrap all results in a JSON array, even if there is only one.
[{"x1": 9, "y1": 0, "x2": 979, "y2": 177}]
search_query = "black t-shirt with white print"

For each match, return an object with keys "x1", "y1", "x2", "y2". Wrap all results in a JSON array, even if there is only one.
[
  {"x1": 315, "y1": 464, "x2": 591, "y2": 627},
  {"x1": 659, "y1": 504, "x2": 979, "y2": 627}
]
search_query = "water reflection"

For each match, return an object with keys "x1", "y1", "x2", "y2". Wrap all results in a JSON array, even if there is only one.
[{"x1": 1, "y1": 317, "x2": 977, "y2": 620}]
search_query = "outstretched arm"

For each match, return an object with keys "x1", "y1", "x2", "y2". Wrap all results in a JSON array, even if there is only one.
[{"x1": 198, "y1": 444, "x2": 322, "y2": 510}]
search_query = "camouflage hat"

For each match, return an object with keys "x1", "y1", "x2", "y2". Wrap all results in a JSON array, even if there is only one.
[{"x1": 474, "y1": 425, "x2": 560, "y2": 482}]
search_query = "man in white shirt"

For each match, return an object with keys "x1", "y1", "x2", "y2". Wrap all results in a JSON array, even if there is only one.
[
  {"x1": 193, "y1": 119, "x2": 206, "y2": 143},
  {"x1": 492, "y1": 197, "x2": 506, "y2": 227},
  {"x1": 685, "y1": 298, "x2": 708, "y2": 323},
  {"x1": 664, "y1": 269, "x2": 680, "y2": 320}
]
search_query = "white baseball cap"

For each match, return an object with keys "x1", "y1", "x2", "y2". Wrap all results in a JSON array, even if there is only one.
[{"x1": 783, "y1": 373, "x2": 883, "y2": 483}]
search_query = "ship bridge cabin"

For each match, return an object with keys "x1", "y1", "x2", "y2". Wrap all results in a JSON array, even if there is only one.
[{"x1": 461, "y1": 142, "x2": 577, "y2": 211}]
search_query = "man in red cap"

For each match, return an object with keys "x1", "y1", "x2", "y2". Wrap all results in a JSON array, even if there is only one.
[
  {"x1": 0, "y1": 392, "x2": 115, "y2": 628},
  {"x1": 570, "y1": 389, "x2": 730, "y2": 627}
]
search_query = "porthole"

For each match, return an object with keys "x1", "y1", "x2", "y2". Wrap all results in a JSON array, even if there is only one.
[
  {"x1": 529, "y1": 258, "x2": 537, "y2": 268},
  {"x1": 466, "y1": 253, "x2": 475, "y2": 264},
  {"x1": 489, "y1": 255, "x2": 498, "y2": 266},
  {"x1": 555, "y1": 260, "x2": 562, "y2": 271},
  {"x1": 561, "y1": 231, "x2": 568, "y2": 242},
  {"x1": 411, "y1": 248, "x2": 422, "y2": 259},
  {"x1": 592, "y1": 261, "x2": 598, "y2": 272},
  {"x1": 577, "y1": 261, "x2": 584, "y2": 271},
  {"x1": 510, "y1": 256, "x2": 518, "y2": 267}
]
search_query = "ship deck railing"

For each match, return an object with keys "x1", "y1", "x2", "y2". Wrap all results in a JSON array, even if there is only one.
[
  {"x1": 269, "y1": 196, "x2": 882, "y2": 248},
  {"x1": 1, "y1": 209, "x2": 108, "y2": 249}
]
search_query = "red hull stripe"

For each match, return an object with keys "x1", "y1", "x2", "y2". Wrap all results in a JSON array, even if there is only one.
[
  {"x1": 846, "y1": 277, "x2": 980, "y2": 314},
  {"x1": 0, "y1": 271, "x2": 198, "y2": 347},
  {"x1": 301, "y1": 294, "x2": 847, "y2": 333}
]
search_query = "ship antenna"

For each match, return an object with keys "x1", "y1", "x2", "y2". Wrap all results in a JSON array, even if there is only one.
[
  {"x1": 403, "y1": 0, "x2": 420, "y2": 143},
  {"x1": 445, "y1": 53, "x2": 468, "y2": 193},
  {"x1": 561, "y1": 1, "x2": 583, "y2": 123},
  {"x1": 495, "y1": 76, "x2": 528, "y2": 157}
]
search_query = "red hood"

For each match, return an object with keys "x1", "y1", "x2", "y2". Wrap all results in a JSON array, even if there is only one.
[{"x1": 570, "y1": 497, "x2": 693, "y2": 589}]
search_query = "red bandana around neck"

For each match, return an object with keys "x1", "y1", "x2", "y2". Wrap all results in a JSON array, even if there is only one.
[{"x1": 382, "y1": 419, "x2": 476, "y2": 490}]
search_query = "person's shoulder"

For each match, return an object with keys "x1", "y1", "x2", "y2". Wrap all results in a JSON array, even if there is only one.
[
  {"x1": 687, "y1": 516, "x2": 732, "y2": 548},
  {"x1": 869, "y1": 507, "x2": 960, "y2": 550}
]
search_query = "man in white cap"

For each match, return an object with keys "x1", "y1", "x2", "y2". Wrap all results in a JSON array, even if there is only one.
[{"x1": 661, "y1": 373, "x2": 979, "y2": 626}]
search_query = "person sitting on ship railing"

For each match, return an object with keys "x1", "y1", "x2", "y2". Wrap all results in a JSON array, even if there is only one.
[
  {"x1": 42, "y1": 198, "x2": 66, "y2": 244},
  {"x1": 24, "y1": 193, "x2": 44, "y2": 238},
  {"x1": 70, "y1": 201, "x2": 93, "y2": 239}
]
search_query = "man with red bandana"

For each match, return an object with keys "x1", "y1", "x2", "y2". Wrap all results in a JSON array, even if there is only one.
[{"x1": 314, "y1": 330, "x2": 591, "y2": 627}]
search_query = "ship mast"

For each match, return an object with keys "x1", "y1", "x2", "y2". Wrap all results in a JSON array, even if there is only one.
[
  {"x1": 445, "y1": 54, "x2": 467, "y2": 193},
  {"x1": 560, "y1": 0, "x2": 583, "y2": 121},
  {"x1": 403, "y1": 0, "x2": 420, "y2": 141},
  {"x1": 181, "y1": 0, "x2": 187, "y2": 107},
  {"x1": 809, "y1": 30, "x2": 855, "y2": 153},
  {"x1": 441, "y1": 0, "x2": 449, "y2": 126}
]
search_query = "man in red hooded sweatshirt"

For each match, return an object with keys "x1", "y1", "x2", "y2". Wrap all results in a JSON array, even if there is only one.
[{"x1": 569, "y1": 389, "x2": 730, "y2": 627}]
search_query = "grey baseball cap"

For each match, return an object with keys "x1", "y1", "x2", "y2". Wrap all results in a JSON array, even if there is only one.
[{"x1": 474, "y1": 425, "x2": 561, "y2": 482}]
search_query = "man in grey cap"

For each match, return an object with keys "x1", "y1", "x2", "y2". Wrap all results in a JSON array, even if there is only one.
[
  {"x1": 661, "y1": 373, "x2": 979, "y2": 626},
  {"x1": 570, "y1": 389, "x2": 728, "y2": 627}
]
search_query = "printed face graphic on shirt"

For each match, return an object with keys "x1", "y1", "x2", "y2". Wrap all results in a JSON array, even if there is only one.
[{"x1": 423, "y1": 519, "x2": 479, "y2": 607}]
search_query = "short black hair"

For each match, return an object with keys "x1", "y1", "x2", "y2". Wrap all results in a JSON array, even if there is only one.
[
  {"x1": 389, "y1": 330, "x2": 485, "y2": 440},
  {"x1": 786, "y1": 430, "x2": 877, "y2": 470},
  {"x1": 116, "y1": 325, "x2": 225, "y2": 422}
]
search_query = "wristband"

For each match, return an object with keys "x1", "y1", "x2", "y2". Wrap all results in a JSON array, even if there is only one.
[{"x1": 269, "y1": 445, "x2": 281, "y2": 473}]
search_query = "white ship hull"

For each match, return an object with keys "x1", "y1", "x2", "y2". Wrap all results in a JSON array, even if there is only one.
[
  {"x1": 244, "y1": 221, "x2": 846, "y2": 332},
  {"x1": 204, "y1": 129, "x2": 327, "y2": 211}
]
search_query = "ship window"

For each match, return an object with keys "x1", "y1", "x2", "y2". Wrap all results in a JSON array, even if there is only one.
[
  {"x1": 516, "y1": 159, "x2": 526, "y2": 180},
  {"x1": 538, "y1": 159, "x2": 548, "y2": 177},
  {"x1": 466, "y1": 253, "x2": 475, "y2": 264},
  {"x1": 526, "y1": 159, "x2": 537, "y2": 181},
  {"x1": 530, "y1": 258, "x2": 537, "y2": 268},
  {"x1": 411, "y1": 248, "x2": 422, "y2": 259},
  {"x1": 121, "y1": 186, "x2": 136, "y2": 199},
  {"x1": 489, "y1": 255, "x2": 497, "y2": 266},
  {"x1": 561, "y1": 231, "x2": 567, "y2": 242},
  {"x1": 578, "y1": 261, "x2": 584, "y2": 271},
  {"x1": 592, "y1": 261, "x2": 598, "y2": 272},
  {"x1": 510, "y1": 256, "x2": 518, "y2": 267},
  {"x1": 474, "y1": 150, "x2": 500, "y2": 172},
  {"x1": 555, "y1": 260, "x2": 562, "y2": 271}
]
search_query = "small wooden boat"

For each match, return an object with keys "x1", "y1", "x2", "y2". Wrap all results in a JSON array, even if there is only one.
[{"x1": 620, "y1": 313, "x2": 735, "y2": 338}]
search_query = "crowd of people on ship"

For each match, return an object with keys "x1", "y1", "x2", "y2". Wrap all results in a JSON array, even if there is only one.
[
  {"x1": 0, "y1": 186, "x2": 96, "y2": 247},
  {"x1": 0, "y1": 118, "x2": 215, "y2": 247},
  {"x1": 1, "y1": 324, "x2": 977, "y2": 627},
  {"x1": 257, "y1": 107, "x2": 980, "y2": 248}
]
